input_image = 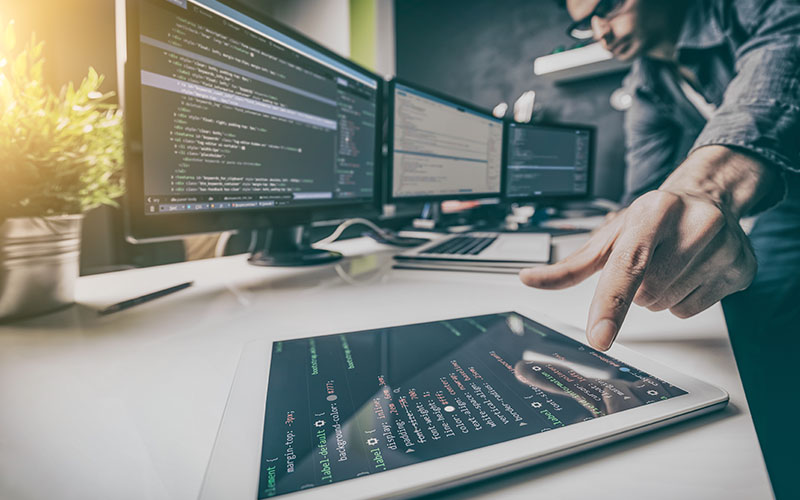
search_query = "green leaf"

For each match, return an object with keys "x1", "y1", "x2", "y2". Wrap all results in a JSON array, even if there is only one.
[
  {"x1": 12, "y1": 49, "x2": 27, "y2": 81},
  {"x1": 3, "y1": 20, "x2": 15, "y2": 53}
]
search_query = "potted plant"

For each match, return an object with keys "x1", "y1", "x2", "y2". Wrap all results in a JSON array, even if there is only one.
[{"x1": 0, "y1": 19, "x2": 124, "y2": 321}]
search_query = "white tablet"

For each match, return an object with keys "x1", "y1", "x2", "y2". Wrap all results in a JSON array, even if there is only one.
[{"x1": 199, "y1": 312, "x2": 728, "y2": 500}]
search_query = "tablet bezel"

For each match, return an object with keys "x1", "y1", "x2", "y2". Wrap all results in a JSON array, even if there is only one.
[{"x1": 199, "y1": 311, "x2": 729, "y2": 500}]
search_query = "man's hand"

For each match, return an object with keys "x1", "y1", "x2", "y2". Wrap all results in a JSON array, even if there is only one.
[{"x1": 519, "y1": 146, "x2": 783, "y2": 351}]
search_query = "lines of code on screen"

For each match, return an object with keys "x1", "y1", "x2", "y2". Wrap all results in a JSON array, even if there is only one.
[
  {"x1": 505, "y1": 124, "x2": 590, "y2": 198},
  {"x1": 138, "y1": 0, "x2": 377, "y2": 214},
  {"x1": 391, "y1": 84, "x2": 503, "y2": 198},
  {"x1": 259, "y1": 312, "x2": 686, "y2": 497}
]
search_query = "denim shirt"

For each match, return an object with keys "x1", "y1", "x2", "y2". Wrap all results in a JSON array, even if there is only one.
[{"x1": 621, "y1": 0, "x2": 800, "y2": 205}]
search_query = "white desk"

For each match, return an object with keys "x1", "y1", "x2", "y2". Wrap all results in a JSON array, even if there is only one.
[{"x1": 0, "y1": 235, "x2": 773, "y2": 500}]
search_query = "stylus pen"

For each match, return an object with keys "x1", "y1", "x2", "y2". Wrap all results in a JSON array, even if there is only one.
[{"x1": 98, "y1": 281, "x2": 194, "y2": 316}]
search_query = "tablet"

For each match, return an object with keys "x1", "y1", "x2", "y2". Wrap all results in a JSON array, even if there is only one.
[{"x1": 199, "y1": 312, "x2": 728, "y2": 500}]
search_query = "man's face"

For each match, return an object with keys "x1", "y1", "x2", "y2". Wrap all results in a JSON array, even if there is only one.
[{"x1": 566, "y1": 0, "x2": 643, "y2": 61}]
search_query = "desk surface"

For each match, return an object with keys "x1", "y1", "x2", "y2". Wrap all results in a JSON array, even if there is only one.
[{"x1": 0, "y1": 235, "x2": 773, "y2": 500}]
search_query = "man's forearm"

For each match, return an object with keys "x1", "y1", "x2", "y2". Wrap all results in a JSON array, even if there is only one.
[{"x1": 662, "y1": 146, "x2": 784, "y2": 219}]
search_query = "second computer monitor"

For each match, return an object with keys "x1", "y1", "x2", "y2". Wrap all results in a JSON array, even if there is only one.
[
  {"x1": 389, "y1": 80, "x2": 504, "y2": 201},
  {"x1": 503, "y1": 122, "x2": 593, "y2": 201}
]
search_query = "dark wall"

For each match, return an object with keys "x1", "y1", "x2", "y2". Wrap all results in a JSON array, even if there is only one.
[{"x1": 395, "y1": 0, "x2": 628, "y2": 201}]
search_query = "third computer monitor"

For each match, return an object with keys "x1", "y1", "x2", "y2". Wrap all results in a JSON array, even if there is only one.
[
  {"x1": 503, "y1": 122, "x2": 593, "y2": 201},
  {"x1": 389, "y1": 80, "x2": 504, "y2": 201}
]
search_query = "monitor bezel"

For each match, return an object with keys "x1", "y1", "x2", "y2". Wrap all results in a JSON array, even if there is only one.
[
  {"x1": 387, "y1": 78, "x2": 505, "y2": 203},
  {"x1": 120, "y1": 0, "x2": 384, "y2": 242},
  {"x1": 501, "y1": 120, "x2": 595, "y2": 204}
]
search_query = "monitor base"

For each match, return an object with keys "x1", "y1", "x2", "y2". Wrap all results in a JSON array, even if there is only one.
[
  {"x1": 248, "y1": 249, "x2": 342, "y2": 267},
  {"x1": 246, "y1": 224, "x2": 342, "y2": 267},
  {"x1": 406, "y1": 202, "x2": 483, "y2": 234},
  {"x1": 360, "y1": 229, "x2": 430, "y2": 248}
]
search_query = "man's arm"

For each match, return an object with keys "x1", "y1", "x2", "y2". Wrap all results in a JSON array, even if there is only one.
[
  {"x1": 520, "y1": 145, "x2": 783, "y2": 351},
  {"x1": 520, "y1": 0, "x2": 800, "y2": 351},
  {"x1": 691, "y1": 0, "x2": 800, "y2": 177}
]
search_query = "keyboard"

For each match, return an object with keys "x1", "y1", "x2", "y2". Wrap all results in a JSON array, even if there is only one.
[{"x1": 419, "y1": 235, "x2": 498, "y2": 256}]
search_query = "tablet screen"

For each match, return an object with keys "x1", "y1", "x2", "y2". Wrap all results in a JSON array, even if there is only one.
[{"x1": 259, "y1": 312, "x2": 686, "y2": 497}]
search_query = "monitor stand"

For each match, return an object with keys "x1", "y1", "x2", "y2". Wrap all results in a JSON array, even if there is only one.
[
  {"x1": 247, "y1": 224, "x2": 342, "y2": 267},
  {"x1": 410, "y1": 202, "x2": 506, "y2": 233},
  {"x1": 409, "y1": 202, "x2": 445, "y2": 231},
  {"x1": 501, "y1": 203, "x2": 591, "y2": 236},
  {"x1": 409, "y1": 202, "x2": 480, "y2": 233}
]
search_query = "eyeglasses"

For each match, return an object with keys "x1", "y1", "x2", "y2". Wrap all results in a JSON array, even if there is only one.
[{"x1": 566, "y1": 0, "x2": 627, "y2": 40}]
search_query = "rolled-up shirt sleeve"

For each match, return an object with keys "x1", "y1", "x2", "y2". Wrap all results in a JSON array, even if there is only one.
[{"x1": 691, "y1": 0, "x2": 800, "y2": 173}]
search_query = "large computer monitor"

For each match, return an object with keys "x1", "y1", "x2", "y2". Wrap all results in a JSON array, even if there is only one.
[
  {"x1": 503, "y1": 122, "x2": 594, "y2": 202},
  {"x1": 119, "y1": 0, "x2": 382, "y2": 265},
  {"x1": 388, "y1": 79, "x2": 504, "y2": 203}
]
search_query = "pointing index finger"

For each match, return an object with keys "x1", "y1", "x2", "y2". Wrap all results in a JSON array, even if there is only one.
[
  {"x1": 519, "y1": 242, "x2": 603, "y2": 289},
  {"x1": 587, "y1": 233, "x2": 657, "y2": 351},
  {"x1": 519, "y1": 220, "x2": 620, "y2": 290}
]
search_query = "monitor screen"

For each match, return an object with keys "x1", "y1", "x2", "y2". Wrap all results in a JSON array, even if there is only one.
[
  {"x1": 390, "y1": 82, "x2": 503, "y2": 200},
  {"x1": 504, "y1": 123, "x2": 591, "y2": 199},
  {"x1": 135, "y1": 0, "x2": 379, "y2": 215},
  {"x1": 258, "y1": 312, "x2": 686, "y2": 497}
]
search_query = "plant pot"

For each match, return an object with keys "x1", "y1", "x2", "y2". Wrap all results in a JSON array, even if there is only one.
[{"x1": 0, "y1": 214, "x2": 82, "y2": 322}]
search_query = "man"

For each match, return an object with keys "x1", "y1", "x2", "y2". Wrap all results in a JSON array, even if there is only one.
[{"x1": 520, "y1": 0, "x2": 799, "y2": 497}]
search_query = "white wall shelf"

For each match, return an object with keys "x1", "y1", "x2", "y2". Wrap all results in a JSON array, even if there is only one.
[{"x1": 534, "y1": 42, "x2": 631, "y2": 84}]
